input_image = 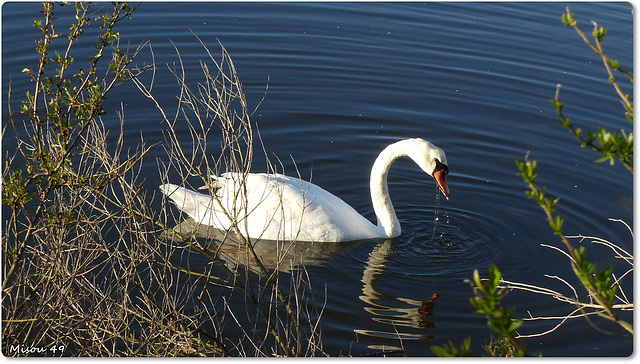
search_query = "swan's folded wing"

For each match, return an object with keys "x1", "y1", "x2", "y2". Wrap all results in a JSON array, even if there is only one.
[{"x1": 160, "y1": 183, "x2": 232, "y2": 230}]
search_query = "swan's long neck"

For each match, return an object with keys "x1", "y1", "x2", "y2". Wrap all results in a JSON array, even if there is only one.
[{"x1": 370, "y1": 141, "x2": 408, "y2": 238}]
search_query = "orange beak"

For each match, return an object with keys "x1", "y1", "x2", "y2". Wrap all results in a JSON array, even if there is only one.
[{"x1": 433, "y1": 169, "x2": 450, "y2": 198}]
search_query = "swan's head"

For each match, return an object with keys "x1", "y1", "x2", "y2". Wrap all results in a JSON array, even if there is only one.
[{"x1": 405, "y1": 138, "x2": 450, "y2": 198}]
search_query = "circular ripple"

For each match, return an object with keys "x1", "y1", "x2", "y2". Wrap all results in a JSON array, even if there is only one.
[{"x1": 392, "y1": 207, "x2": 531, "y2": 278}]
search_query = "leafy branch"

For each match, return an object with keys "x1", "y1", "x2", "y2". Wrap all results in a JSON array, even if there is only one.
[
  {"x1": 469, "y1": 265, "x2": 527, "y2": 356},
  {"x1": 553, "y1": 7, "x2": 633, "y2": 172},
  {"x1": 431, "y1": 265, "x2": 529, "y2": 357},
  {"x1": 2, "y1": 1, "x2": 145, "y2": 293},
  {"x1": 516, "y1": 156, "x2": 632, "y2": 335},
  {"x1": 562, "y1": 7, "x2": 632, "y2": 109}
]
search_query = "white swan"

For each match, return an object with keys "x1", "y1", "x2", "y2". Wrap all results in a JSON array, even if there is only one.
[{"x1": 160, "y1": 138, "x2": 449, "y2": 242}]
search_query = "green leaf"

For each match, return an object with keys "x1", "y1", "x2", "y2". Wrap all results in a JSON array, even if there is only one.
[
  {"x1": 431, "y1": 345, "x2": 453, "y2": 357},
  {"x1": 562, "y1": 9, "x2": 576, "y2": 26},
  {"x1": 488, "y1": 264, "x2": 501, "y2": 293},
  {"x1": 508, "y1": 319, "x2": 524, "y2": 332},
  {"x1": 473, "y1": 269, "x2": 482, "y2": 291},
  {"x1": 595, "y1": 155, "x2": 613, "y2": 164},
  {"x1": 550, "y1": 215, "x2": 564, "y2": 235},
  {"x1": 595, "y1": 266, "x2": 617, "y2": 306},
  {"x1": 431, "y1": 338, "x2": 473, "y2": 357},
  {"x1": 592, "y1": 26, "x2": 607, "y2": 41}
]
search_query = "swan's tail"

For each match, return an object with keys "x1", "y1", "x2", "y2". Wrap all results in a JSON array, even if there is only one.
[{"x1": 159, "y1": 183, "x2": 213, "y2": 220}]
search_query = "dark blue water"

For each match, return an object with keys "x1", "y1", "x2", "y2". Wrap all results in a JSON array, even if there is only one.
[{"x1": 2, "y1": 2, "x2": 633, "y2": 356}]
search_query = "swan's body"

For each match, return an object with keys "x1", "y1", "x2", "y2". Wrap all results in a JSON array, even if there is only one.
[{"x1": 160, "y1": 138, "x2": 449, "y2": 242}]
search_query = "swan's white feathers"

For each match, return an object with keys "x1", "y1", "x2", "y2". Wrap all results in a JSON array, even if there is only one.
[
  {"x1": 160, "y1": 138, "x2": 448, "y2": 242},
  {"x1": 161, "y1": 172, "x2": 379, "y2": 242}
]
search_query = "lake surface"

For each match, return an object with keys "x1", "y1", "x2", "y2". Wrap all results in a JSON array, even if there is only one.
[{"x1": 2, "y1": 1, "x2": 633, "y2": 357}]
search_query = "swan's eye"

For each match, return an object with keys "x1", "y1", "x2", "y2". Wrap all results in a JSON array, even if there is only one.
[{"x1": 434, "y1": 159, "x2": 449, "y2": 175}]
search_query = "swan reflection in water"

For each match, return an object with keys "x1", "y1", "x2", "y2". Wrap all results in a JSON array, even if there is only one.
[
  {"x1": 164, "y1": 218, "x2": 358, "y2": 273},
  {"x1": 356, "y1": 238, "x2": 441, "y2": 348},
  {"x1": 167, "y1": 219, "x2": 441, "y2": 350}
]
